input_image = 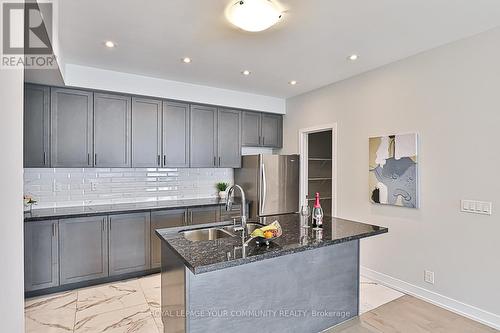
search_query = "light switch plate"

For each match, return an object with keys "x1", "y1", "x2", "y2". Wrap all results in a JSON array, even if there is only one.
[{"x1": 461, "y1": 200, "x2": 492, "y2": 215}]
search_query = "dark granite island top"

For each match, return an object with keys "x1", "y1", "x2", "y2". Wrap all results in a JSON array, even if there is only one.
[
  {"x1": 24, "y1": 197, "x2": 228, "y2": 222},
  {"x1": 156, "y1": 213, "x2": 388, "y2": 274},
  {"x1": 157, "y1": 214, "x2": 388, "y2": 333}
]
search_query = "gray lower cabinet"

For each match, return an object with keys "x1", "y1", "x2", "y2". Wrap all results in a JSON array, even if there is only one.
[
  {"x1": 163, "y1": 102, "x2": 190, "y2": 167},
  {"x1": 242, "y1": 111, "x2": 261, "y2": 147},
  {"x1": 24, "y1": 220, "x2": 59, "y2": 291},
  {"x1": 51, "y1": 87, "x2": 94, "y2": 167},
  {"x1": 190, "y1": 105, "x2": 217, "y2": 167},
  {"x1": 59, "y1": 216, "x2": 108, "y2": 285},
  {"x1": 151, "y1": 209, "x2": 187, "y2": 268},
  {"x1": 24, "y1": 84, "x2": 50, "y2": 167},
  {"x1": 132, "y1": 97, "x2": 162, "y2": 167},
  {"x1": 94, "y1": 93, "x2": 132, "y2": 167},
  {"x1": 217, "y1": 109, "x2": 241, "y2": 168},
  {"x1": 261, "y1": 113, "x2": 282, "y2": 148},
  {"x1": 108, "y1": 213, "x2": 151, "y2": 275},
  {"x1": 188, "y1": 206, "x2": 220, "y2": 225}
]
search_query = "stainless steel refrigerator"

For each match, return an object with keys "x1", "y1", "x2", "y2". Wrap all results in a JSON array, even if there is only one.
[{"x1": 234, "y1": 154, "x2": 299, "y2": 218}]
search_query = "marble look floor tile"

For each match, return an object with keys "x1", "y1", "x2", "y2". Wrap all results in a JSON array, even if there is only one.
[
  {"x1": 138, "y1": 274, "x2": 161, "y2": 314},
  {"x1": 76, "y1": 279, "x2": 148, "y2": 319},
  {"x1": 25, "y1": 291, "x2": 77, "y2": 333},
  {"x1": 359, "y1": 277, "x2": 404, "y2": 314},
  {"x1": 74, "y1": 303, "x2": 159, "y2": 333}
]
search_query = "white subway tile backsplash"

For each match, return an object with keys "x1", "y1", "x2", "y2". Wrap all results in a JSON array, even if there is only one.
[{"x1": 24, "y1": 168, "x2": 233, "y2": 208}]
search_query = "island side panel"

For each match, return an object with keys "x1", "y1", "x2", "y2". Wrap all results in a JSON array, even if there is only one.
[
  {"x1": 161, "y1": 242, "x2": 188, "y2": 332},
  {"x1": 186, "y1": 240, "x2": 359, "y2": 333}
]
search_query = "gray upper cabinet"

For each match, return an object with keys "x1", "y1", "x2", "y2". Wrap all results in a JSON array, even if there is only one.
[
  {"x1": 242, "y1": 111, "x2": 283, "y2": 148},
  {"x1": 190, "y1": 105, "x2": 217, "y2": 167},
  {"x1": 242, "y1": 111, "x2": 261, "y2": 147},
  {"x1": 261, "y1": 113, "x2": 282, "y2": 148},
  {"x1": 24, "y1": 220, "x2": 59, "y2": 291},
  {"x1": 217, "y1": 109, "x2": 241, "y2": 168},
  {"x1": 163, "y1": 102, "x2": 190, "y2": 167},
  {"x1": 188, "y1": 206, "x2": 220, "y2": 225},
  {"x1": 24, "y1": 84, "x2": 50, "y2": 167},
  {"x1": 109, "y1": 213, "x2": 151, "y2": 275},
  {"x1": 50, "y1": 88, "x2": 93, "y2": 167},
  {"x1": 94, "y1": 93, "x2": 132, "y2": 167},
  {"x1": 151, "y1": 209, "x2": 186, "y2": 268},
  {"x1": 59, "y1": 216, "x2": 108, "y2": 285},
  {"x1": 132, "y1": 97, "x2": 162, "y2": 167}
]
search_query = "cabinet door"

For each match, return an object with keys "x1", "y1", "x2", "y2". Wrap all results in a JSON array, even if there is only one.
[
  {"x1": 241, "y1": 111, "x2": 261, "y2": 146},
  {"x1": 94, "y1": 93, "x2": 132, "y2": 167},
  {"x1": 24, "y1": 220, "x2": 59, "y2": 291},
  {"x1": 162, "y1": 102, "x2": 190, "y2": 167},
  {"x1": 190, "y1": 105, "x2": 217, "y2": 167},
  {"x1": 59, "y1": 216, "x2": 108, "y2": 285},
  {"x1": 220, "y1": 204, "x2": 242, "y2": 221},
  {"x1": 217, "y1": 109, "x2": 241, "y2": 168},
  {"x1": 261, "y1": 113, "x2": 282, "y2": 148},
  {"x1": 51, "y1": 88, "x2": 93, "y2": 167},
  {"x1": 132, "y1": 97, "x2": 162, "y2": 167},
  {"x1": 109, "y1": 213, "x2": 150, "y2": 275},
  {"x1": 188, "y1": 206, "x2": 220, "y2": 225},
  {"x1": 151, "y1": 209, "x2": 186, "y2": 268},
  {"x1": 24, "y1": 84, "x2": 50, "y2": 167}
]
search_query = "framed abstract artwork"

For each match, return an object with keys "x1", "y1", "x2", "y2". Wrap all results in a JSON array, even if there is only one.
[{"x1": 369, "y1": 133, "x2": 418, "y2": 208}]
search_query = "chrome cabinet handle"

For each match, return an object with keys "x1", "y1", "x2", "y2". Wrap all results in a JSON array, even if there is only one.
[
  {"x1": 218, "y1": 156, "x2": 221, "y2": 166},
  {"x1": 43, "y1": 152, "x2": 46, "y2": 166},
  {"x1": 87, "y1": 153, "x2": 91, "y2": 166},
  {"x1": 94, "y1": 153, "x2": 97, "y2": 165},
  {"x1": 52, "y1": 222, "x2": 56, "y2": 237},
  {"x1": 163, "y1": 155, "x2": 166, "y2": 166},
  {"x1": 213, "y1": 156, "x2": 216, "y2": 166},
  {"x1": 157, "y1": 155, "x2": 161, "y2": 166}
]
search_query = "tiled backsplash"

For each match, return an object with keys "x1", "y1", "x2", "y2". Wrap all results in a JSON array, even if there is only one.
[{"x1": 24, "y1": 168, "x2": 233, "y2": 208}]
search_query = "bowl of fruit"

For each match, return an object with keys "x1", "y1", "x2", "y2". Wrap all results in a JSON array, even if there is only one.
[{"x1": 249, "y1": 221, "x2": 282, "y2": 246}]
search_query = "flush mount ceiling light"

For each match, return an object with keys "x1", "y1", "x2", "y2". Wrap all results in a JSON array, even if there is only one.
[
  {"x1": 104, "y1": 40, "x2": 116, "y2": 48},
  {"x1": 181, "y1": 57, "x2": 192, "y2": 63},
  {"x1": 226, "y1": 0, "x2": 283, "y2": 32},
  {"x1": 289, "y1": 80, "x2": 297, "y2": 85},
  {"x1": 348, "y1": 54, "x2": 359, "y2": 61},
  {"x1": 241, "y1": 70, "x2": 251, "y2": 76}
]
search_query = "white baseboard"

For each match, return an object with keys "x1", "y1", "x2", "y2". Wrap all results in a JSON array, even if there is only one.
[{"x1": 360, "y1": 266, "x2": 500, "y2": 330}]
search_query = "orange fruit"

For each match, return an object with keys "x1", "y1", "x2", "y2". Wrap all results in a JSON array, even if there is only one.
[{"x1": 264, "y1": 230, "x2": 274, "y2": 239}]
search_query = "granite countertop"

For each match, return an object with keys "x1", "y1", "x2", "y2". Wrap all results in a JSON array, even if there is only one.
[
  {"x1": 156, "y1": 214, "x2": 388, "y2": 274},
  {"x1": 24, "y1": 198, "x2": 228, "y2": 222}
]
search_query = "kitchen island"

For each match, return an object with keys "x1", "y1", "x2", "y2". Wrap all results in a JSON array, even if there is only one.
[{"x1": 156, "y1": 214, "x2": 387, "y2": 333}]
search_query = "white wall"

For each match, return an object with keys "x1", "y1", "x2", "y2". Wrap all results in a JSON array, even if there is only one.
[
  {"x1": 63, "y1": 64, "x2": 286, "y2": 114},
  {"x1": 0, "y1": 57, "x2": 25, "y2": 330},
  {"x1": 282, "y1": 27, "x2": 500, "y2": 327}
]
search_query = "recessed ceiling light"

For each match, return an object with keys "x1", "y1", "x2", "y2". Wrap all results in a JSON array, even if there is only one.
[
  {"x1": 104, "y1": 41, "x2": 116, "y2": 48},
  {"x1": 242, "y1": 70, "x2": 251, "y2": 76},
  {"x1": 348, "y1": 54, "x2": 359, "y2": 61},
  {"x1": 181, "y1": 57, "x2": 192, "y2": 64},
  {"x1": 289, "y1": 80, "x2": 297, "y2": 85},
  {"x1": 226, "y1": 0, "x2": 283, "y2": 32}
]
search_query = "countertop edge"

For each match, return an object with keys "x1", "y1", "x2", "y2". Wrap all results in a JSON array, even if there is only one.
[{"x1": 24, "y1": 200, "x2": 227, "y2": 222}]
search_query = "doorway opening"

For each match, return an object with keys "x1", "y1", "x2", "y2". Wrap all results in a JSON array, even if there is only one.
[{"x1": 299, "y1": 124, "x2": 337, "y2": 217}]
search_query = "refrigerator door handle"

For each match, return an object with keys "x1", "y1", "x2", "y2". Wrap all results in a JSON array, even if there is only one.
[{"x1": 261, "y1": 163, "x2": 267, "y2": 214}]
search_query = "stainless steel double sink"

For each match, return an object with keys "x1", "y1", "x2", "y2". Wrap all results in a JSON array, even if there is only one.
[{"x1": 181, "y1": 223, "x2": 263, "y2": 242}]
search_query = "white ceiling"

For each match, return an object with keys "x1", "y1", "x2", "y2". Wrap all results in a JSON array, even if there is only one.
[{"x1": 59, "y1": 0, "x2": 500, "y2": 98}]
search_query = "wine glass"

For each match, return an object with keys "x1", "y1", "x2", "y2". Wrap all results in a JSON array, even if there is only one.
[{"x1": 300, "y1": 205, "x2": 311, "y2": 228}]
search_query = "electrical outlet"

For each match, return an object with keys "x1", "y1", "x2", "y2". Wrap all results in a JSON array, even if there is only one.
[
  {"x1": 90, "y1": 181, "x2": 97, "y2": 191},
  {"x1": 424, "y1": 270, "x2": 435, "y2": 284}
]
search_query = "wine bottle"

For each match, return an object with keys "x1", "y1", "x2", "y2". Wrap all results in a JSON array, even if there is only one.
[{"x1": 312, "y1": 192, "x2": 324, "y2": 229}]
